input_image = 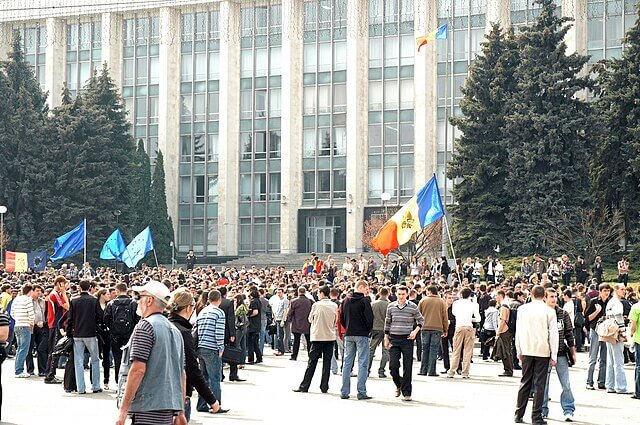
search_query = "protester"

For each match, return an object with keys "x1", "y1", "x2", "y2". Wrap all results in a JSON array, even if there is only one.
[
  {"x1": 369, "y1": 286, "x2": 390, "y2": 377},
  {"x1": 104, "y1": 283, "x2": 138, "y2": 383},
  {"x1": 446, "y1": 287, "x2": 480, "y2": 379},
  {"x1": 417, "y1": 284, "x2": 447, "y2": 376},
  {"x1": 10, "y1": 284, "x2": 35, "y2": 378},
  {"x1": 288, "y1": 286, "x2": 313, "y2": 361}
]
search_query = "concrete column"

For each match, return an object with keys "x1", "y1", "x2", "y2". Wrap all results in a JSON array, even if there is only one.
[
  {"x1": 563, "y1": 0, "x2": 587, "y2": 55},
  {"x1": 486, "y1": 0, "x2": 510, "y2": 31},
  {"x1": 217, "y1": 0, "x2": 241, "y2": 256},
  {"x1": 413, "y1": 0, "x2": 438, "y2": 186},
  {"x1": 345, "y1": 0, "x2": 368, "y2": 254},
  {"x1": 279, "y1": 0, "x2": 303, "y2": 254},
  {"x1": 0, "y1": 23, "x2": 10, "y2": 61},
  {"x1": 101, "y1": 12, "x2": 123, "y2": 87},
  {"x1": 45, "y1": 18, "x2": 66, "y2": 108},
  {"x1": 157, "y1": 7, "x2": 181, "y2": 243}
]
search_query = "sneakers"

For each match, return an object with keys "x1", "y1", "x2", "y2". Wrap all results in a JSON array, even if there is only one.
[
  {"x1": 15, "y1": 372, "x2": 30, "y2": 378},
  {"x1": 403, "y1": 395, "x2": 412, "y2": 402},
  {"x1": 395, "y1": 388, "x2": 401, "y2": 397},
  {"x1": 564, "y1": 413, "x2": 574, "y2": 422},
  {"x1": 44, "y1": 377, "x2": 62, "y2": 384},
  {"x1": 586, "y1": 384, "x2": 595, "y2": 390}
]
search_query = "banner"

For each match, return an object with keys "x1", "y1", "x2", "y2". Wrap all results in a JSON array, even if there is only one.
[{"x1": 5, "y1": 251, "x2": 28, "y2": 272}]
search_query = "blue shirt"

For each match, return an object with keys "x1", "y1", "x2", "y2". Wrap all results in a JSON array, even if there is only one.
[{"x1": 197, "y1": 305, "x2": 226, "y2": 351}]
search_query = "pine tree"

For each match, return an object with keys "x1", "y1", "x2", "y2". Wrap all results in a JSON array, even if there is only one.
[
  {"x1": 592, "y1": 4, "x2": 640, "y2": 245},
  {"x1": 448, "y1": 24, "x2": 519, "y2": 256},
  {"x1": 149, "y1": 151, "x2": 175, "y2": 263},
  {"x1": 131, "y1": 139, "x2": 152, "y2": 232},
  {"x1": 503, "y1": 0, "x2": 594, "y2": 255}
]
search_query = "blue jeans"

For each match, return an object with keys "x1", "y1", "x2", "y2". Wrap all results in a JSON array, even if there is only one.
[
  {"x1": 73, "y1": 337, "x2": 101, "y2": 392},
  {"x1": 259, "y1": 325, "x2": 266, "y2": 356},
  {"x1": 341, "y1": 335, "x2": 370, "y2": 397},
  {"x1": 331, "y1": 337, "x2": 344, "y2": 374},
  {"x1": 420, "y1": 330, "x2": 442, "y2": 375},
  {"x1": 635, "y1": 343, "x2": 640, "y2": 398},
  {"x1": 14, "y1": 326, "x2": 31, "y2": 375},
  {"x1": 275, "y1": 322, "x2": 285, "y2": 353},
  {"x1": 586, "y1": 328, "x2": 607, "y2": 387},
  {"x1": 542, "y1": 354, "x2": 575, "y2": 417},
  {"x1": 197, "y1": 348, "x2": 222, "y2": 410},
  {"x1": 605, "y1": 341, "x2": 627, "y2": 392}
]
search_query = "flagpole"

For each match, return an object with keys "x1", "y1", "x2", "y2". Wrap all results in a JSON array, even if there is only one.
[
  {"x1": 153, "y1": 249, "x2": 159, "y2": 268},
  {"x1": 83, "y1": 217, "x2": 87, "y2": 264},
  {"x1": 443, "y1": 215, "x2": 460, "y2": 282}
]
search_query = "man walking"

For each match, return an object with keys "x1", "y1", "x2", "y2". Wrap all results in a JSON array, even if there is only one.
[
  {"x1": 369, "y1": 286, "x2": 390, "y2": 378},
  {"x1": 541, "y1": 288, "x2": 576, "y2": 422},
  {"x1": 340, "y1": 280, "x2": 374, "y2": 400},
  {"x1": 67, "y1": 280, "x2": 104, "y2": 394},
  {"x1": 116, "y1": 280, "x2": 186, "y2": 425},
  {"x1": 26, "y1": 285, "x2": 48, "y2": 377},
  {"x1": 104, "y1": 283, "x2": 138, "y2": 382},
  {"x1": 288, "y1": 287, "x2": 313, "y2": 361},
  {"x1": 293, "y1": 286, "x2": 337, "y2": 393},
  {"x1": 514, "y1": 285, "x2": 559, "y2": 425},
  {"x1": 494, "y1": 290, "x2": 514, "y2": 377},
  {"x1": 271, "y1": 287, "x2": 289, "y2": 356},
  {"x1": 446, "y1": 288, "x2": 480, "y2": 379},
  {"x1": 417, "y1": 285, "x2": 447, "y2": 376},
  {"x1": 10, "y1": 284, "x2": 35, "y2": 378},
  {"x1": 44, "y1": 277, "x2": 69, "y2": 384},
  {"x1": 384, "y1": 286, "x2": 424, "y2": 401},
  {"x1": 584, "y1": 284, "x2": 610, "y2": 390}
]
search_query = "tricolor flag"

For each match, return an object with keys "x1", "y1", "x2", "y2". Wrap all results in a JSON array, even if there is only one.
[
  {"x1": 5, "y1": 251, "x2": 28, "y2": 272},
  {"x1": 371, "y1": 175, "x2": 445, "y2": 256},
  {"x1": 416, "y1": 24, "x2": 448, "y2": 52}
]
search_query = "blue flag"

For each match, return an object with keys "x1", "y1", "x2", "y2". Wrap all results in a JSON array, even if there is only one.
[
  {"x1": 121, "y1": 227, "x2": 154, "y2": 268},
  {"x1": 27, "y1": 251, "x2": 48, "y2": 271},
  {"x1": 416, "y1": 175, "x2": 445, "y2": 227},
  {"x1": 51, "y1": 220, "x2": 86, "y2": 262},
  {"x1": 100, "y1": 229, "x2": 127, "y2": 261}
]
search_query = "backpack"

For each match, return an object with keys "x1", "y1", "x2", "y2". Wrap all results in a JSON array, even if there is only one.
[
  {"x1": 110, "y1": 299, "x2": 136, "y2": 343},
  {"x1": 507, "y1": 303, "x2": 520, "y2": 334},
  {"x1": 574, "y1": 299, "x2": 585, "y2": 328}
]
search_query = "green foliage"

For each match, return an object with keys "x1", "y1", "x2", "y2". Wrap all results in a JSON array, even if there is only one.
[
  {"x1": 448, "y1": 23, "x2": 519, "y2": 256},
  {"x1": 148, "y1": 151, "x2": 175, "y2": 263},
  {"x1": 131, "y1": 139, "x2": 152, "y2": 232}
]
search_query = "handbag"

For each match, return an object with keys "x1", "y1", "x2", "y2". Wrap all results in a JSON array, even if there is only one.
[
  {"x1": 53, "y1": 335, "x2": 74, "y2": 357},
  {"x1": 221, "y1": 345, "x2": 244, "y2": 364}
]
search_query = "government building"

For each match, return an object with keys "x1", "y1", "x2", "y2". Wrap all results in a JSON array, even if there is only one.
[{"x1": 0, "y1": 0, "x2": 637, "y2": 259}]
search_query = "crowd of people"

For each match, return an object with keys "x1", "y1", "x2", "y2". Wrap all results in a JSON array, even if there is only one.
[{"x1": 0, "y1": 251, "x2": 638, "y2": 424}]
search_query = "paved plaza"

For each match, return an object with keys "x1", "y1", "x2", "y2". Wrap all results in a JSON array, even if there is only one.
[{"x1": 1, "y1": 346, "x2": 638, "y2": 425}]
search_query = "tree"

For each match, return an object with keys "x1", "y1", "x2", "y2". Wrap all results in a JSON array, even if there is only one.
[
  {"x1": 149, "y1": 151, "x2": 175, "y2": 263},
  {"x1": 503, "y1": 0, "x2": 594, "y2": 255},
  {"x1": 447, "y1": 23, "x2": 519, "y2": 257},
  {"x1": 131, "y1": 139, "x2": 152, "y2": 231},
  {"x1": 592, "y1": 4, "x2": 640, "y2": 247}
]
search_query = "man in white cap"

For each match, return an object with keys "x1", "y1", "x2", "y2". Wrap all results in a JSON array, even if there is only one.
[{"x1": 116, "y1": 281, "x2": 187, "y2": 425}]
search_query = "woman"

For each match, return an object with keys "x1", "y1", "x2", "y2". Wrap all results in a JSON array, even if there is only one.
[
  {"x1": 195, "y1": 290, "x2": 209, "y2": 316},
  {"x1": 481, "y1": 299, "x2": 499, "y2": 360},
  {"x1": 234, "y1": 294, "x2": 249, "y2": 365},
  {"x1": 167, "y1": 288, "x2": 226, "y2": 421},
  {"x1": 520, "y1": 257, "x2": 533, "y2": 281},
  {"x1": 547, "y1": 258, "x2": 560, "y2": 284},
  {"x1": 95, "y1": 288, "x2": 111, "y2": 390},
  {"x1": 494, "y1": 259, "x2": 504, "y2": 283},
  {"x1": 560, "y1": 255, "x2": 573, "y2": 287},
  {"x1": 603, "y1": 284, "x2": 629, "y2": 394},
  {"x1": 409, "y1": 257, "x2": 420, "y2": 277}
]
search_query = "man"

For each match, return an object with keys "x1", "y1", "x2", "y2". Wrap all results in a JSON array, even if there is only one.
[
  {"x1": 446, "y1": 288, "x2": 480, "y2": 379},
  {"x1": 218, "y1": 286, "x2": 242, "y2": 381},
  {"x1": 369, "y1": 286, "x2": 390, "y2": 378},
  {"x1": 591, "y1": 256, "x2": 604, "y2": 284},
  {"x1": 541, "y1": 288, "x2": 576, "y2": 422},
  {"x1": 247, "y1": 289, "x2": 263, "y2": 364},
  {"x1": 10, "y1": 284, "x2": 35, "y2": 378},
  {"x1": 293, "y1": 285, "x2": 337, "y2": 393},
  {"x1": 196, "y1": 290, "x2": 227, "y2": 412},
  {"x1": 484, "y1": 256, "x2": 496, "y2": 283},
  {"x1": 0, "y1": 300, "x2": 10, "y2": 420},
  {"x1": 78, "y1": 262, "x2": 95, "y2": 279},
  {"x1": 629, "y1": 298, "x2": 640, "y2": 400},
  {"x1": 67, "y1": 280, "x2": 104, "y2": 394},
  {"x1": 584, "y1": 283, "x2": 610, "y2": 390},
  {"x1": 258, "y1": 288, "x2": 271, "y2": 356},
  {"x1": 26, "y1": 285, "x2": 47, "y2": 377},
  {"x1": 533, "y1": 254, "x2": 546, "y2": 279},
  {"x1": 340, "y1": 280, "x2": 374, "y2": 400},
  {"x1": 116, "y1": 280, "x2": 186, "y2": 425},
  {"x1": 494, "y1": 290, "x2": 514, "y2": 377},
  {"x1": 185, "y1": 250, "x2": 196, "y2": 271},
  {"x1": 271, "y1": 287, "x2": 289, "y2": 356},
  {"x1": 384, "y1": 286, "x2": 424, "y2": 401},
  {"x1": 514, "y1": 285, "x2": 559, "y2": 425},
  {"x1": 44, "y1": 277, "x2": 69, "y2": 384},
  {"x1": 440, "y1": 291, "x2": 456, "y2": 374},
  {"x1": 417, "y1": 285, "x2": 447, "y2": 376},
  {"x1": 575, "y1": 256, "x2": 588, "y2": 285},
  {"x1": 104, "y1": 283, "x2": 139, "y2": 382},
  {"x1": 288, "y1": 286, "x2": 313, "y2": 361}
]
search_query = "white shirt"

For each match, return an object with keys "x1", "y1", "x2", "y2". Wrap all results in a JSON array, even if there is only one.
[
  {"x1": 562, "y1": 299, "x2": 575, "y2": 324},
  {"x1": 515, "y1": 300, "x2": 559, "y2": 361},
  {"x1": 451, "y1": 298, "x2": 480, "y2": 329}
]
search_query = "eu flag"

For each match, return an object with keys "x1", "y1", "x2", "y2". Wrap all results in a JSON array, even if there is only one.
[
  {"x1": 100, "y1": 229, "x2": 127, "y2": 261},
  {"x1": 51, "y1": 220, "x2": 86, "y2": 262},
  {"x1": 121, "y1": 226, "x2": 154, "y2": 268},
  {"x1": 27, "y1": 251, "x2": 48, "y2": 271}
]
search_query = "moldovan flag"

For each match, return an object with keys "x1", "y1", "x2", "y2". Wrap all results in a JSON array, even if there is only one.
[
  {"x1": 5, "y1": 251, "x2": 28, "y2": 272},
  {"x1": 416, "y1": 24, "x2": 448, "y2": 52},
  {"x1": 371, "y1": 175, "x2": 445, "y2": 256}
]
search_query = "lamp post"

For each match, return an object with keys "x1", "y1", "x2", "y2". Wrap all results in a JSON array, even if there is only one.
[
  {"x1": 381, "y1": 192, "x2": 391, "y2": 219},
  {"x1": 170, "y1": 241, "x2": 175, "y2": 271},
  {"x1": 0, "y1": 206, "x2": 6, "y2": 265},
  {"x1": 113, "y1": 210, "x2": 121, "y2": 271}
]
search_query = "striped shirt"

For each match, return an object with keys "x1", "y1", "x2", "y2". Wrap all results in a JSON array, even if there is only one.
[
  {"x1": 384, "y1": 301, "x2": 424, "y2": 336},
  {"x1": 196, "y1": 304, "x2": 226, "y2": 351},
  {"x1": 10, "y1": 295, "x2": 34, "y2": 327}
]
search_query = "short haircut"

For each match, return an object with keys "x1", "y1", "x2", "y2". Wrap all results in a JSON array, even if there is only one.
[
  {"x1": 318, "y1": 285, "x2": 330, "y2": 298},
  {"x1": 563, "y1": 289, "x2": 572, "y2": 298},
  {"x1": 54, "y1": 276, "x2": 67, "y2": 286},
  {"x1": 219, "y1": 286, "x2": 228, "y2": 296},
  {"x1": 330, "y1": 288, "x2": 340, "y2": 297},
  {"x1": 208, "y1": 289, "x2": 222, "y2": 303},
  {"x1": 531, "y1": 285, "x2": 545, "y2": 299},
  {"x1": 115, "y1": 283, "x2": 127, "y2": 292},
  {"x1": 397, "y1": 285, "x2": 409, "y2": 293},
  {"x1": 1, "y1": 284, "x2": 11, "y2": 292},
  {"x1": 356, "y1": 280, "x2": 368, "y2": 291},
  {"x1": 461, "y1": 288, "x2": 472, "y2": 299},
  {"x1": 21, "y1": 284, "x2": 34, "y2": 295},
  {"x1": 599, "y1": 283, "x2": 612, "y2": 292},
  {"x1": 427, "y1": 285, "x2": 438, "y2": 295},
  {"x1": 497, "y1": 290, "x2": 506, "y2": 298},
  {"x1": 545, "y1": 288, "x2": 557, "y2": 295},
  {"x1": 298, "y1": 286, "x2": 306, "y2": 296},
  {"x1": 379, "y1": 287, "x2": 389, "y2": 297},
  {"x1": 79, "y1": 280, "x2": 91, "y2": 291},
  {"x1": 489, "y1": 299, "x2": 497, "y2": 307},
  {"x1": 514, "y1": 291, "x2": 524, "y2": 300}
]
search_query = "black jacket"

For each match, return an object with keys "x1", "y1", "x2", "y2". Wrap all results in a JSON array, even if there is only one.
[
  {"x1": 66, "y1": 292, "x2": 103, "y2": 338},
  {"x1": 169, "y1": 314, "x2": 217, "y2": 404},
  {"x1": 340, "y1": 292, "x2": 374, "y2": 337},
  {"x1": 103, "y1": 295, "x2": 139, "y2": 342},
  {"x1": 219, "y1": 297, "x2": 236, "y2": 344}
]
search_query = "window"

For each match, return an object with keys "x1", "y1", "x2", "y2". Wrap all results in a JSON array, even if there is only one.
[
  {"x1": 208, "y1": 134, "x2": 218, "y2": 162},
  {"x1": 333, "y1": 126, "x2": 346, "y2": 156},
  {"x1": 180, "y1": 177, "x2": 190, "y2": 203},
  {"x1": 270, "y1": 88, "x2": 281, "y2": 116},
  {"x1": 333, "y1": 169, "x2": 346, "y2": 198},
  {"x1": 304, "y1": 44, "x2": 317, "y2": 72},
  {"x1": 255, "y1": 131, "x2": 267, "y2": 159},
  {"x1": 304, "y1": 129, "x2": 316, "y2": 157},
  {"x1": 181, "y1": 136, "x2": 191, "y2": 162},
  {"x1": 255, "y1": 90, "x2": 267, "y2": 117},
  {"x1": 368, "y1": 168, "x2": 382, "y2": 198},
  {"x1": 193, "y1": 135, "x2": 205, "y2": 162},
  {"x1": 369, "y1": 38, "x2": 383, "y2": 67},
  {"x1": 241, "y1": 133, "x2": 253, "y2": 160},
  {"x1": 208, "y1": 176, "x2": 218, "y2": 202},
  {"x1": 318, "y1": 170, "x2": 331, "y2": 193},
  {"x1": 194, "y1": 176, "x2": 205, "y2": 203},
  {"x1": 318, "y1": 128, "x2": 331, "y2": 156},
  {"x1": 318, "y1": 85, "x2": 331, "y2": 113},
  {"x1": 303, "y1": 171, "x2": 315, "y2": 199},
  {"x1": 334, "y1": 41, "x2": 346, "y2": 71},
  {"x1": 369, "y1": 81, "x2": 383, "y2": 110},
  {"x1": 269, "y1": 130, "x2": 281, "y2": 158},
  {"x1": 269, "y1": 173, "x2": 281, "y2": 200},
  {"x1": 304, "y1": 86, "x2": 316, "y2": 114},
  {"x1": 254, "y1": 173, "x2": 267, "y2": 201},
  {"x1": 333, "y1": 84, "x2": 346, "y2": 112},
  {"x1": 240, "y1": 174, "x2": 252, "y2": 201}
]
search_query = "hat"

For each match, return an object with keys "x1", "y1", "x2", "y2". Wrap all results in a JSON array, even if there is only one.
[{"x1": 132, "y1": 280, "x2": 171, "y2": 305}]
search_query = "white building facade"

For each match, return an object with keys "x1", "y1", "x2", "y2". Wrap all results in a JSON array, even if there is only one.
[{"x1": 1, "y1": 0, "x2": 637, "y2": 258}]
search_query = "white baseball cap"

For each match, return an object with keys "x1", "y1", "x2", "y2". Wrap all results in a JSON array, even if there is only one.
[{"x1": 132, "y1": 280, "x2": 171, "y2": 305}]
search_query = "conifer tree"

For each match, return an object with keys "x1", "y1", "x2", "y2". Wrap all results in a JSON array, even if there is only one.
[
  {"x1": 149, "y1": 151, "x2": 175, "y2": 263},
  {"x1": 131, "y1": 139, "x2": 152, "y2": 232}
]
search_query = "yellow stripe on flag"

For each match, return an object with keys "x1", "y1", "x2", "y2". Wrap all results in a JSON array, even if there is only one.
[
  {"x1": 6, "y1": 251, "x2": 28, "y2": 273},
  {"x1": 388, "y1": 196, "x2": 421, "y2": 246}
]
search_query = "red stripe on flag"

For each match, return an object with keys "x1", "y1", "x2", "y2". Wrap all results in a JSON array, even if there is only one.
[
  {"x1": 5, "y1": 251, "x2": 16, "y2": 272},
  {"x1": 370, "y1": 221, "x2": 400, "y2": 256}
]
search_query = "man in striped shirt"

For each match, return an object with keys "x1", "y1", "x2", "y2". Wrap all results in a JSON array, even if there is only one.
[
  {"x1": 10, "y1": 284, "x2": 34, "y2": 378},
  {"x1": 384, "y1": 286, "x2": 424, "y2": 401},
  {"x1": 196, "y1": 289, "x2": 227, "y2": 413}
]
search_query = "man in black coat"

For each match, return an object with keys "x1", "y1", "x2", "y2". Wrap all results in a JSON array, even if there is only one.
[
  {"x1": 218, "y1": 286, "x2": 243, "y2": 382},
  {"x1": 66, "y1": 280, "x2": 104, "y2": 394}
]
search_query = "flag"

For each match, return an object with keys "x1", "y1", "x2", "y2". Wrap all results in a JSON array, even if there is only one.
[
  {"x1": 51, "y1": 220, "x2": 86, "y2": 262},
  {"x1": 5, "y1": 251, "x2": 28, "y2": 272},
  {"x1": 371, "y1": 175, "x2": 445, "y2": 256},
  {"x1": 121, "y1": 227, "x2": 154, "y2": 268},
  {"x1": 416, "y1": 24, "x2": 448, "y2": 52},
  {"x1": 27, "y1": 251, "x2": 48, "y2": 271},
  {"x1": 100, "y1": 229, "x2": 127, "y2": 261}
]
